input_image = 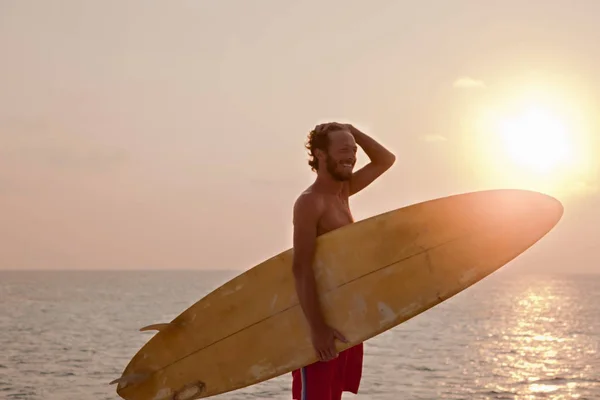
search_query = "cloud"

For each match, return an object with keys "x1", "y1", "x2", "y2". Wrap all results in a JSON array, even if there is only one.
[
  {"x1": 453, "y1": 77, "x2": 486, "y2": 89},
  {"x1": 421, "y1": 134, "x2": 448, "y2": 143}
]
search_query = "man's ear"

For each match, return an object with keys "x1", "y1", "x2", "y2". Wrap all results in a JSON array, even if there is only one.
[{"x1": 314, "y1": 148, "x2": 326, "y2": 162}]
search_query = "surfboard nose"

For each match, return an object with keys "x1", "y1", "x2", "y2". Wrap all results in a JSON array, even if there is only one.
[
  {"x1": 495, "y1": 189, "x2": 563, "y2": 222},
  {"x1": 467, "y1": 189, "x2": 564, "y2": 244},
  {"x1": 436, "y1": 189, "x2": 564, "y2": 242},
  {"x1": 535, "y1": 191, "x2": 564, "y2": 221}
]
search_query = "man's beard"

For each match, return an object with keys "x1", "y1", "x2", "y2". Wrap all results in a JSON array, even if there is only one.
[{"x1": 325, "y1": 155, "x2": 352, "y2": 181}]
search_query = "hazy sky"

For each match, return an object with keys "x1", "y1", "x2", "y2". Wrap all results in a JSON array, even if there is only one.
[{"x1": 1, "y1": 1, "x2": 599, "y2": 273}]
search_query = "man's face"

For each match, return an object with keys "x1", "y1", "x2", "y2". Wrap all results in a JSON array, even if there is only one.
[{"x1": 323, "y1": 129, "x2": 357, "y2": 181}]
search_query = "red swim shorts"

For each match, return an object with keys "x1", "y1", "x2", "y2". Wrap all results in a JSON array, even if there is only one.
[{"x1": 291, "y1": 343, "x2": 363, "y2": 400}]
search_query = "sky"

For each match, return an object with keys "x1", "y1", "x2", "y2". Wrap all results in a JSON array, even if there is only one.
[{"x1": 1, "y1": 1, "x2": 599, "y2": 273}]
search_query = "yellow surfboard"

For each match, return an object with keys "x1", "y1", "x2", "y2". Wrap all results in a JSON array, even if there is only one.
[{"x1": 112, "y1": 189, "x2": 563, "y2": 400}]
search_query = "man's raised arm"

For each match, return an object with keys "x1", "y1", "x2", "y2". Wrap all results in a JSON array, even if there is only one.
[{"x1": 347, "y1": 125, "x2": 396, "y2": 196}]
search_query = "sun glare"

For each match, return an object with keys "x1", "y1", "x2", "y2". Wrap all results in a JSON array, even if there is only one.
[
  {"x1": 467, "y1": 83, "x2": 597, "y2": 198},
  {"x1": 497, "y1": 107, "x2": 573, "y2": 174}
]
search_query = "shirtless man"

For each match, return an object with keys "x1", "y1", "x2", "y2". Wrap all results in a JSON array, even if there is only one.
[{"x1": 291, "y1": 122, "x2": 396, "y2": 400}]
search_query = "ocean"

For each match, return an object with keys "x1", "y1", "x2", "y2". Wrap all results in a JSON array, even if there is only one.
[{"x1": 1, "y1": 269, "x2": 599, "y2": 400}]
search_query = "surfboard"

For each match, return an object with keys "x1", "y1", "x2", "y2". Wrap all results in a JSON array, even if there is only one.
[{"x1": 112, "y1": 189, "x2": 563, "y2": 400}]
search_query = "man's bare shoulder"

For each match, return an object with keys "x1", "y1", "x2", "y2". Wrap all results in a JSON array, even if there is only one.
[{"x1": 293, "y1": 187, "x2": 325, "y2": 222}]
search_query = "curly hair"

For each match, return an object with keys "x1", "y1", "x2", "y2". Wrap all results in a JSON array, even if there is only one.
[{"x1": 305, "y1": 124, "x2": 340, "y2": 172}]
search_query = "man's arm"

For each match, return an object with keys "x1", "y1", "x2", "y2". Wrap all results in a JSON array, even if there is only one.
[
  {"x1": 291, "y1": 194, "x2": 328, "y2": 333},
  {"x1": 347, "y1": 125, "x2": 396, "y2": 196}
]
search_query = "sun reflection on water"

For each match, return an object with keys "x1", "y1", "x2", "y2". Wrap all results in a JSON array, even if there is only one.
[
  {"x1": 467, "y1": 275, "x2": 599, "y2": 398},
  {"x1": 529, "y1": 382, "x2": 560, "y2": 393}
]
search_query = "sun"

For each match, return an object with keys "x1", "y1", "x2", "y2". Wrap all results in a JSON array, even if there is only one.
[
  {"x1": 497, "y1": 106, "x2": 573, "y2": 174},
  {"x1": 467, "y1": 85, "x2": 597, "y2": 198}
]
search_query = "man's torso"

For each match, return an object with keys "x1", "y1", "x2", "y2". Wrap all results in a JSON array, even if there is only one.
[{"x1": 311, "y1": 185, "x2": 354, "y2": 236}]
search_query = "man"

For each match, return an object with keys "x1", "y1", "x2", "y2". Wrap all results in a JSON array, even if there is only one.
[{"x1": 291, "y1": 122, "x2": 396, "y2": 400}]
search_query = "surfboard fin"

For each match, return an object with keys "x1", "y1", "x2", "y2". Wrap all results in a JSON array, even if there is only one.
[
  {"x1": 139, "y1": 323, "x2": 172, "y2": 332},
  {"x1": 109, "y1": 372, "x2": 149, "y2": 387}
]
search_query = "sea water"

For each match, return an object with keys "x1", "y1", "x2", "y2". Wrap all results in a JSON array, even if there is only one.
[{"x1": 1, "y1": 269, "x2": 599, "y2": 399}]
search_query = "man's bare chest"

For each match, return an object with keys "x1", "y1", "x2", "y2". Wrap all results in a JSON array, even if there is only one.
[{"x1": 317, "y1": 196, "x2": 354, "y2": 235}]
